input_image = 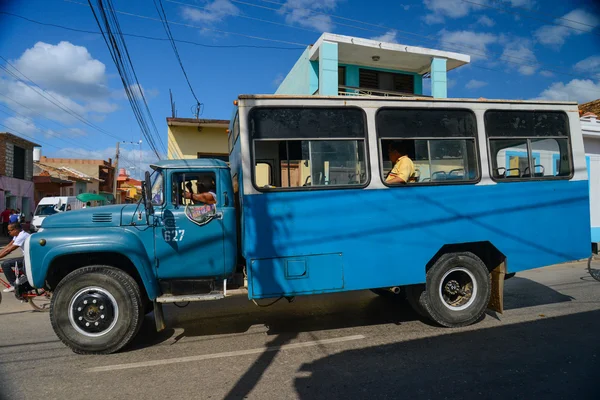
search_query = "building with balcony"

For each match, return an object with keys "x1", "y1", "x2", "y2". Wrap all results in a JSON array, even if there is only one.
[
  {"x1": 276, "y1": 33, "x2": 470, "y2": 98},
  {"x1": 0, "y1": 132, "x2": 37, "y2": 220}
]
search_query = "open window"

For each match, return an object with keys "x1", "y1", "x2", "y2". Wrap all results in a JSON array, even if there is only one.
[
  {"x1": 172, "y1": 172, "x2": 217, "y2": 206},
  {"x1": 376, "y1": 108, "x2": 479, "y2": 184},
  {"x1": 249, "y1": 107, "x2": 369, "y2": 190},
  {"x1": 485, "y1": 110, "x2": 572, "y2": 180}
]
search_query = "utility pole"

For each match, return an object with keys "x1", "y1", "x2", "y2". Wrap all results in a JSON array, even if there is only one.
[{"x1": 113, "y1": 141, "x2": 119, "y2": 202}]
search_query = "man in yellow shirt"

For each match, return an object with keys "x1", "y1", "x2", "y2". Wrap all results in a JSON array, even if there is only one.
[{"x1": 385, "y1": 141, "x2": 415, "y2": 184}]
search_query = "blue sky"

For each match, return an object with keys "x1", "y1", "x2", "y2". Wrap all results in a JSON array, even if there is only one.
[{"x1": 0, "y1": 0, "x2": 599, "y2": 173}]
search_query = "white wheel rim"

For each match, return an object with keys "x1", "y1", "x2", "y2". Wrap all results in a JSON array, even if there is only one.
[
  {"x1": 68, "y1": 287, "x2": 119, "y2": 338},
  {"x1": 438, "y1": 267, "x2": 478, "y2": 311}
]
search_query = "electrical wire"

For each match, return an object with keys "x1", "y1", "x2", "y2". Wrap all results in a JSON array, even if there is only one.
[
  {"x1": 461, "y1": 0, "x2": 600, "y2": 36},
  {"x1": 153, "y1": 0, "x2": 203, "y2": 118},
  {"x1": 87, "y1": 0, "x2": 166, "y2": 159},
  {"x1": 0, "y1": 11, "x2": 303, "y2": 50},
  {"x1": 0, "y1": 59, "x2": 127, "y2": 141},
  {"x1": 64, "y1": 0, "x2": 308, "y2": 47},
  {"x1": 170, "y1": 0, "x2": 594, "y2": 81}
]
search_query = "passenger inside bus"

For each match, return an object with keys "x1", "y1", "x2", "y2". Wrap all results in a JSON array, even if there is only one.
[{"x1": 385, "y1": 141, "x2": 416, "y2": 184}]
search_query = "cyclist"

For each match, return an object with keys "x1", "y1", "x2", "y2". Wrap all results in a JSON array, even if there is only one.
[{"x1": 0, "y1": 222, "x2": 30, "y2": 292}]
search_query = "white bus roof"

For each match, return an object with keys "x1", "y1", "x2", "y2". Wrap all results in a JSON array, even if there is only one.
[{"x1": 237, "y1": 94, "x2": 578, "y2": 106}]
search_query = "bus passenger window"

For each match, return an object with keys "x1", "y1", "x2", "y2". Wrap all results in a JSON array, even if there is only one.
[
  {"x1": 377, "y1": 108, "x2": 479, "y2": 185},
  {"x1": 485, "y1": 110, "x2": 572, "y2": 181},
  {"x1": 250, "y1": 107, "x2": 368, "y2": 190}
]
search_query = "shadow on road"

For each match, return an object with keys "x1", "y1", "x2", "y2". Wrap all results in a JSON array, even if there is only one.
[
  {"x1": 294, "y1": 310, "x2": 600, "y2": 399},
  {"x1": 128, "y1": 275, "x2": 576, "y2": 352},
  {"x1": 504, "y1": 276, "x2": 574, "y2": 310}
]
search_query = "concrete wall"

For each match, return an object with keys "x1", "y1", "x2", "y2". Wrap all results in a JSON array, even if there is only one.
[
  {"x1": 168, "y1": 125, "x2": 228, "y2": 159},
  {"x1": 431, "y1": 58, "x2": 448, "y2": 98},
  {"x1": 276, "y1": 47, "x2": 313, "y2": 95}
]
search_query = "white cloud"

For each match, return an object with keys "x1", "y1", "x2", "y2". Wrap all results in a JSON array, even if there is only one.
[
  {"x1": 534, "y1": 9, "x2": 599, "y2": 48},
  {"x1": 13, "y1": 41, "x2": 110, "y2": 99},
  {"x1": 371, "y1": 30, "x2": 398, "y2": 44},
  {"x1": 180, "y1": 0, "x2": 239, "y2": 23},
  {"x1": 574, "y1": 55, "x2": 600, "y2": 79},
  {"x1": 401, "y1": 4, "x2": 410, "y2": 11},
  {"x1": 439, "y1": 30, "x2": 498, "y2": 60},
  {"x1": 477, "y1": 15, "x2": 495, "y2": 27},
  {"x1": 540, "y1": 70, "x2": 554, "y2": 78},
  {"x1": 466, "y1": 79, "x2": 488, "y2": 89},
  {"x1": 279, "y1": 0, "x2": 340, "y2": 32},
  {"x1": 536, "y1": 79, "x2": 600, "y2": 103},
  {"x1": 3, "y1": 116, "x2": 37, "y2": 136},
  {"x1": 447, "y1": 79, "x2": 457, "y2": 89},
  {"x1": 0, "y1": 42, "x2": 118, "y2": 125},
  {"x1": 424, "y1": 0, "x2": 487, "y2": 24},
  {"x1": 502, "y1": 40, "x2": 538, "y2": 75}
]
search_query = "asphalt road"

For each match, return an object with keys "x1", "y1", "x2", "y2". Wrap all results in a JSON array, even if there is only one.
[{"x1": 0, "y1": 262, "x2": 598, "y2": 400}]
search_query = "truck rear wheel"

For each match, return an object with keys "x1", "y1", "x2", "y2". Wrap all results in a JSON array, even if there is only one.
[
  {"x1": 421, "y1": 252, "x2": 491, "y2": 328},
  {"x1": 50, "y1": 266, "x2": 144, "y2": 354}
]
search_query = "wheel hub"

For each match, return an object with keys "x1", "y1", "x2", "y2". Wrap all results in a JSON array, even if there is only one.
[
  {"x1": 68, "y1": 287, "x2": 118, "y2": 337},
  {"x1": 444, "y1": 280, "x2": 461, "y2": 296}
]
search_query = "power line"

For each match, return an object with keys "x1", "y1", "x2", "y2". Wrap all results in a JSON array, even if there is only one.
[
  {"x1": 87, "y1": 0, "x2": 166, "y2": 159},
  {"x1": 168, "y1": 0, "x2": 594, "y2": 82},
  {"x1": 153, "y1": 0, "x2": 203, "y2": 118},
  {"x1": 0, "y1": 104, "x2": 99, "y2": 151},
  {"x1": 462, "y1": 0, "x2": 600, "y2": 35},
  {"x1": 64, "y1": 0, "x2": 308, "y2": 47},
  {"x1": 0, "y1": 11, "x2": 303, "y2": 50},
  {"x1": 0, "y1": 59, "x2": 127, "y2": 141},
  {"x1": 166, "y1": 0, "x2": 319, "y2": 35}
]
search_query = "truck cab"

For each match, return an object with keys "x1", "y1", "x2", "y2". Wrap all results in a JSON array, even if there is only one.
[{"x1": 25, "y1": 159, "x2": 237, "y2": 354}]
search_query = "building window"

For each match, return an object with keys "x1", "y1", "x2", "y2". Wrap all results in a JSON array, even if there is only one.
[
  {"x1": 250, "y1": 107, "x2": 369, "y2": 190},
  {"x1": 69, "y1": 187, "x2": 74, "y2": 196},
  {"x1": 197, "y1": 153, "x2": 229, "y2": 162},
  {"x1": 359, "y1": 69, "x2": 414, "y2": 94},
  {"x1": 485, "y1": 110, "x2": 572, "y2": 180},
  {"x1": 377, "y1": 108, "x2": 479, "y2": 184},
  {"x1": 338, "y1": 66, "x2": 346, "y2": 86},
  {"x1": 13, "y1": 146, "x2": 25, "y2": 179}
]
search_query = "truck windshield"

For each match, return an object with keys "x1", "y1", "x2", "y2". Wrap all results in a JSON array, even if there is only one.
[
  {"x1": 151, "y1": 171, "x2": 164, "y2": 205},
  {"x1": 35, "y1": 205, "x2": 59, "y2": 216}
]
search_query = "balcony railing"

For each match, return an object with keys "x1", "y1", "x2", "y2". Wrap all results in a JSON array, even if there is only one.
[{"x1": 338, "y1": 85, "x2": 430, "y2": 98}]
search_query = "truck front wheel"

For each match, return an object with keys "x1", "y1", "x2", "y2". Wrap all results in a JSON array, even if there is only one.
[{"x1": 50, "y1": 266, "x2": 144, "y2": 354}]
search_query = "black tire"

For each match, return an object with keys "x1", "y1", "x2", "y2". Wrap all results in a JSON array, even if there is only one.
[
  {"x1": 405, "y1": 284, "x2": 428, "y2": 317},
  {"x1": 50, "y1": 266, "x2": 144, "y2": 355},
  {"x1": 421, "y1": 252, "x2": 491, "y2": 328}
]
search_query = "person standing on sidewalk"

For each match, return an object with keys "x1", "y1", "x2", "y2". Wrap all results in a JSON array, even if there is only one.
[
  {"x1": 0, "y1": 208, "x2": 10, "y2": 236},
  {"x1": 0, "y1": 222, "x2": 30, "y2": 292}
]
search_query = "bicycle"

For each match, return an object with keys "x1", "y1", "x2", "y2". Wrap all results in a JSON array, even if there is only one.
[
  {"x1": 0, "y1": 263, "x2": 52, "y2": 312},
  {"x1": 587, "y1": 254, "x2": 600, "y2": 282}
]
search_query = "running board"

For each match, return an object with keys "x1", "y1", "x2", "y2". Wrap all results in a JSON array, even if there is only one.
[
  {"x1": 156, "y1": 293, "x2": 224, "y2": 303},
  {"x1": 155, "y1": 288, "x2": 248, "y2": 303}
]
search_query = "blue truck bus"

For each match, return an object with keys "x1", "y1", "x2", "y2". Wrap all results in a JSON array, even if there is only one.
[{"x1": 24, "y1": 95, "x2": 591, "y2": 354}]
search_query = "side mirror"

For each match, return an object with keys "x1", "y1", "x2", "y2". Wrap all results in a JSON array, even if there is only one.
[{"x1": 144, "y1": 171, "x2": 154, "y2": 216}]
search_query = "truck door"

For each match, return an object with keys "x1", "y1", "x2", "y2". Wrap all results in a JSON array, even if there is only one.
[{"x1": 154, "y1": 170, "x2": 225, "y2": 279}]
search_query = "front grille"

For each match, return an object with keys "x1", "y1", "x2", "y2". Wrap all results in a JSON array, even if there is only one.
[{"x1": 92, "y1": 213, "x2": 112, "y2": 223}]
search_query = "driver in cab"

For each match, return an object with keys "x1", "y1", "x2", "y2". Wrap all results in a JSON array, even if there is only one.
[
  {"x1": 183, "y1": 178, "x2": 217, "y2": 205},
  {"x1": 385, "y1": 141, "x2": 415, "y2": 184}
]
